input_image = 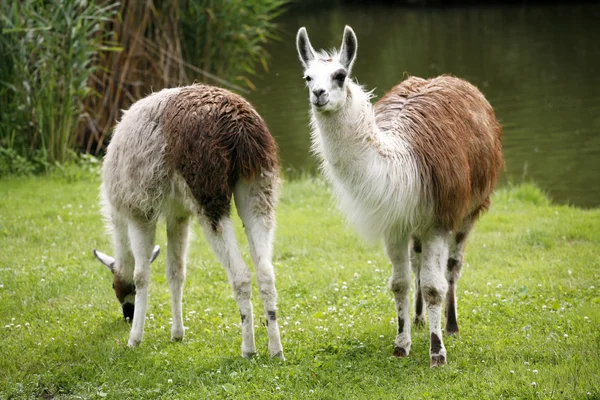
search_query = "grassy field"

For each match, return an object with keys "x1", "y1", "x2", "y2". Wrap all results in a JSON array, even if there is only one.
[{"x1": 0, "y1": 173, "x2": 599, "y2": 399}]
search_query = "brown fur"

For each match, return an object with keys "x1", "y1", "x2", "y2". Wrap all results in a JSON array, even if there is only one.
[
  {"x1": 113, "y1": 276, "x2": 135, "y2": 303},
  {"x1": 162, "y1": 85, "x2": 279, "y2": 229},
  {"x1": 374, "y1": 75, "x2": 504, "y2": 231}
]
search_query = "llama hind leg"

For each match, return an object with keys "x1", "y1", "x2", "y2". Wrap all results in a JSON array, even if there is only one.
[
  {"x1": 166, "y1": 213, "x2": 190, "y2": 341},
  {"x1": 201, "y1": 216, "x2": 256, "y2": 358},
  {"x1": 127, "y1": 218, "x2": 157, "y2": 347},
  {"x1": 384, "y1": 231, "x2": 412, "y2": 357},
  {"x1": 446, "y1": 219, "x2": 474, "y2": 335},
  {"x1": 234, "y1": 178, "x2": 284, "y2": 359},
  {"x1": 421, "y1": 231, "x2": 450, "y2": 367},
  {"x1": 411, "y1": 237, "x2": 425, "y2": 328}
]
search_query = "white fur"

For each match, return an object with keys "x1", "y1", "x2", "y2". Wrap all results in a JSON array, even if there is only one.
[
  {"x1": 98, "y1": 87, "x2": 284, "y2": 359},
  {"x1": 297, "y1": 26, "x2": 452, "y2": 366},
  {"x1": 310, "y1": 83, "x2": 428, "y2": 242}
]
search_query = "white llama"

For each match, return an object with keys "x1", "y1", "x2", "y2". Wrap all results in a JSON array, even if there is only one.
[
  {"x1": 93, "y1": 84, "x2": 284, "y2": 359},
  {"x1": 296, "y1": 26, "x2": 503, "y2": 366}
]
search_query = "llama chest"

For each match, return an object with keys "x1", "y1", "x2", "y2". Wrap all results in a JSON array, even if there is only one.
[{"x1": 315, "y1": 130, "x2": 426, "y2": 240}]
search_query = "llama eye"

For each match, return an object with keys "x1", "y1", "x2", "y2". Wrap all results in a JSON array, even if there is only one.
[
  {"x1": 304, "y1": 75, "x2": 312, "y2": 82},
  {"x1": 333, "y1": 71, "x2": 347, "y2": 84}
]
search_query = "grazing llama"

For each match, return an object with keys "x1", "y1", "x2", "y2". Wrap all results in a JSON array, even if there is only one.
[
  {"x1": 296, "y1": 26, "x2": 503, "y2": 366},
  {"x1": 93, "y1": 84, "x2": 284, "y2": 359}
]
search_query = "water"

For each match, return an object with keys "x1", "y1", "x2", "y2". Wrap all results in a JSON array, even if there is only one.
[{"x1": 245, "y1": 3, "x2": 600, "y2": 208}]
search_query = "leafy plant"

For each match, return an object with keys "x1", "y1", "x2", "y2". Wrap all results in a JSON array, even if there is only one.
[
  {"x1": 0, "y1": 0, "x2": 289, "y2": 166},
  {"x1": 0, "y1": 0, "x2": 120, "y2": 165},
  {"x1": 181, "y1": 0, "x2": 288, "y2": 90},
  {"x1": 84, "y1": 0, "x2": 289, "y2": 155}
]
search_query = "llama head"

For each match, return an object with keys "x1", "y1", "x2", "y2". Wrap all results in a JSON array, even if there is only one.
[
  {"x1": 93, "y1": 245, "x2": 160, "y2": 320},
  {"x1": 296, "y1": 25, "x2": 358, "y2": 113}
]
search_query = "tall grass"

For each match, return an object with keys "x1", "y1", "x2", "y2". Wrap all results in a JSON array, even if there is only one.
[
  {"x1": 181, "y1": 0, "x2": 288, "y2": 91},
  {"x1": 0, "y1": 0, "x2": 289, "y2": 169},
  {"x1": 84, "y1": 0, "x2": 289, "y2": 155},
  {"x1": 0, "y1": 0, "x2": 120, "y2": 165}
]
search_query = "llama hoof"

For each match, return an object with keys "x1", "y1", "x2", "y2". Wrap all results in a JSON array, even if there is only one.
[
  {"x1": 392, "y1": 346, "x2": 408, "y2": 358},
  {"x1": 413, "y1": 317, "x2": 426, "y2": 328},
  {"x1": 271, "y1": 351, "x2": 285, "y2": 360},
  {"x1": 446, "y1": 322, "x2": 459, "y2": 335},
  {"x1": 242, "y1": 351, "x2": 256, "y2": 359},
  {"x1": 446, "y1": 327, "x2": 459, "y2": 336},
  {"x1": 127, "y1": 338, "x2": 141, "y2": 348},
  {"x1": 171, "y1": 327, "x2": 185, "y2": 341},
  {"x1": 430, "y1": 354, "x2": 447, "y2": 367}
]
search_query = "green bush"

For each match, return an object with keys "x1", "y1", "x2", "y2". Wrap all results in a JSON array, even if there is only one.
[
  {"x1": 181, "y1": 0, "x2": 288, "y2": 90},
  {"x1": 0, "y1": 0, "x2": 119, "y2": 165},
  {"x1": 0, "y1": 0, "x2": 289, "y2": 171}
]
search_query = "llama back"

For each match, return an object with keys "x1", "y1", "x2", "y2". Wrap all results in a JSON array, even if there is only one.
[
  {"x1": 102, "y1": 87, "x2": 181, "y2": 220},
  {"x1": 375, "y1": 75, "x2": 504, "y2": 230},
  {"x1": 102, "y1": 84, "x2": 279, "y2": 228},
  {"x1": 161, "y1": 85, "x2": 279, "y2": 227}
]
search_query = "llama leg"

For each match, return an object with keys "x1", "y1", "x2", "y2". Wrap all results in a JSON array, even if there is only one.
[
  {"x1": 111, "y1": 212, "x2": 136, "y2": 319},
  {"x1": 411, "y1": 237, "x2": 425, "y2": 328},
  {"x1": 446, "y1": 219, "x2": 474, "y2": 335},
  {"x1": 421, "y1": 231, "x2": 450, "y2": 367},
  {"x1": 166, "y1": 214, "x2": 190, "y2": 341},
  {"x1": 384, "y1": 231, "x2": 412, "y2": 357},
  {"x1": 201, "y1": 216, "x2": 256, "y2": 358},
  {"x1": 234, "y1": 178, "x2": 284, "y2": 359},
  {"x1": 127, "y1": 218, "x2": 157, "y2": 347}
]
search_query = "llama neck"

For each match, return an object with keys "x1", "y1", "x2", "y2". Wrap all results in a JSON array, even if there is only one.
[
  {"x1": 309, "y1": 82, "x2": 423, "y2": 241},
  {"x1": 310, "y1": 82, "x2": 404, "y2": 167}
]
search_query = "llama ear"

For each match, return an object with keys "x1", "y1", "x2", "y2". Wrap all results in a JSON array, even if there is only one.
[
  {"x1": 93, "y1": 249, "x2": 115, "y2": 273},
  {"x1": 339, "y1": 25, "x2": 358, "y2": 73},
  {"x1": 150, "y1": 245, "x2": 160, "y2": 263},
  {"x1": 296, "y1": 27, "x2": 316, "y2": 68},
  {"x1": 93, "y1": 245, "x2": 159, "y2": 273}
]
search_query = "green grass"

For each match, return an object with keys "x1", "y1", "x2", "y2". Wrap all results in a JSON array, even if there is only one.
[{"x1": 0, "y1": 175, "x2": 599, "y2": 399}]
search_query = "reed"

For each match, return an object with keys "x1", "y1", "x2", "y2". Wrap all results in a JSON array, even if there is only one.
[
  {"x1": 0, "y1": 0, "x2": 120, "y2": 165},
  {"x1": 0, "y1": 0, "x2": 288, "y2": 169}
]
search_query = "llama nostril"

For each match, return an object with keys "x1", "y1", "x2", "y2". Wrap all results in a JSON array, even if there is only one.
[
  {"x1": 122, "y1": 303, "x2": 134, "y2": 321},
  {"x1": 313, "y1": 89, "x2": 325, "y2": 98}
]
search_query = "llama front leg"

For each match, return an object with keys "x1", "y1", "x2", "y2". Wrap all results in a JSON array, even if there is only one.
[
  {"x1": 384, "y1": 231, "x2": 412, "y2": 357},
  {"x1": 421, "y1": 231, "x2": 450, "y2": 367},
  {"x1": 127, "y1": 218, "x2": 157, "y2": 347},
  {"x1": 202, "y1": 216, "x2": 256, "y2": 358},
  {"x1": 112, "y1": 213, "x2": 136, "y2": 319},
  {"x1": 166, "y1": 214, "x2": 190, "y2": 341}
]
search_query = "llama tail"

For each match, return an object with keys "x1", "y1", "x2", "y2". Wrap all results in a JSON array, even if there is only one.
[{"x1": 229, "y1": 113, "x2": 280, "y2": 182}]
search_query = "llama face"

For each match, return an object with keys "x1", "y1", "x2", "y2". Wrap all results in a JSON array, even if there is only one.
[
  {"x1": 296, "y1": 26, "x2": 358, "y2": 112},
  {"x1": 302, "y1": 61, "x2": 348, "y2": 112},
  {"x1": 93, "y1": 246, "x2": 160, "y2": 320}
]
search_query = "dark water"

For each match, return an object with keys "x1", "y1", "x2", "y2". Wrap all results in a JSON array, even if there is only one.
[{"x1": 245, "y1": 3, "x2": 600, "y2": 208}]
